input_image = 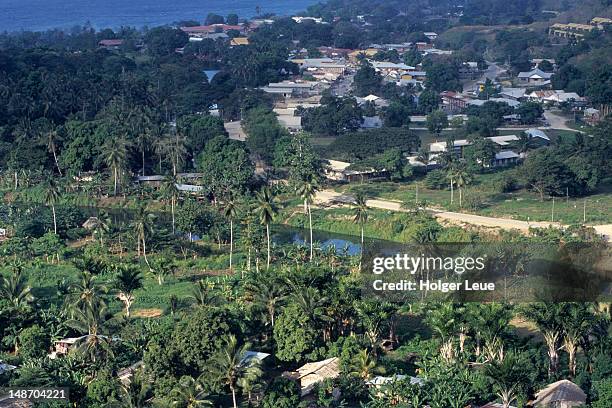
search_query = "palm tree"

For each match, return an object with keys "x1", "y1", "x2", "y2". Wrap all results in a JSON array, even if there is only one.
[
  {"x1": 208, "y1": 335, "x2": 262, "y2": 408},
  {"x1": 521, "y1": 303, "x2": 565, "y2": 376},
  {"x1": 246, "y1": 275, "x2": 286, "y2": 329},
  {"x1": 114, "y1": 264, "x2": 144, "y2": 318},
  {"x1": 150, "y1": 256, "x2": 174, "y2": 285},
  {"x1": 44, "y1": 177, "x2": 61, "y2": 235},
  {"x1": 485, "y1": 352, "x2": 531, "y2": 408},
  {"x1": 254, "y1": 187, "x2": 279, "y2": 269},
  {"x1": 222, "y1": 195, "x2": 239, "y2": 271},
  {"x1": 101, "y1": 136, "x2": 130, "y2": 196},
  {"x1": 170, "y1": 376, "x2": 213, "y2": 407},
  {"x1": 511, "y1": 131, "x2": 537, "y2": 157},
  {"x1": 64, "y1": 303, "x2": 114, "y2": 362},
  {"x1": 90, "y1": 211, "x2": 111, "y2": 246},
  {"x1": 290, "y1": 286, "x2": 333, "y2": 341},
  {"x1": 161, "y1": 174, "x2": 180, "y2": 234},
  {"x1": 118, "y1": 369, "x2": 154, "y2": 408},
  {"x1": 453, "y1": 164, "x2": 472, "y2": 208},
  {"x1": 0, "y1": 262, "x2": 34, "y2": 310},
  {"x1": 190, "y1": 280, "x2": 220, "y2": 308},
  {"x1": 353, "y1": 193, "x2": 369, "y2": 267},
  {"x1": 296, "y1": 177, "x2": 319, "y2": 262},
  {"x1": 132, "y1": 205, "x2": 155, "y2": 268},
  {"x1": 67, "y1": 271, "x2": 107, "y2": 312},
  {"x1": 348, "y1": 349, "x2": 377, "y2": 380},
  {"x1": 41, "y1": 125, "x2": 63, "y2": 176}
]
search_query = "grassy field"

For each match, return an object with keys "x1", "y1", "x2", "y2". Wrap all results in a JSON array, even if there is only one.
[
  {"x1": 19, "y1": 248, "x2": 236, "y2": 317},
  {"x1": 334, "y1": 170, "x2": 612, "y2": 225}
]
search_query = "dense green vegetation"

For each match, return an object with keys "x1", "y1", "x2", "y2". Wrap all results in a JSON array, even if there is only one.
[{"x1": 1, "y1": 0, "x2": 611, "y2": 407}]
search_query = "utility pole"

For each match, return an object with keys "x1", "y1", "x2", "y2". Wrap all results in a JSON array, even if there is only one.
[
  {"x1": 583, "y1": 200, "x2": 586, "y2": 223},
  {"x1": 551, "y1": 198, "x2": 555, "y2": 223},
  {"x1": 415, "y1": 183, "x2": 419, "y2": 205}
]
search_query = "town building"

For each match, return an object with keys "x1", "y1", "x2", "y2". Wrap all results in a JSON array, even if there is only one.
[
  {"x1": 180, "y1": 24, "x2": 244, "y2": 39},
  {"x1": 261, "y1": 81, "x2": 321, "y2": 98},
  {"x1": 517, "y1": 68, "x2": 553, "y2": 85},
  {"x1": 230, "y1": 37, "x2": 249, "y2": 46},
  {"x1": 423, "y1": 32, "x2": 438, "y2": 41},
  {"x1": 549, "y1": 23, "x2": 596, "y2": 39},
  {"x1": 440, "y1": 91, "x2": 470, "y2": 113},
  {"x1": 98, "y1": 39, "x2": 124, "y2": 49}
]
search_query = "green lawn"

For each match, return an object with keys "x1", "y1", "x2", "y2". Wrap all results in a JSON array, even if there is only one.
[{"x1": 333, "y1": 171, "x2": 612, "y2": 225}]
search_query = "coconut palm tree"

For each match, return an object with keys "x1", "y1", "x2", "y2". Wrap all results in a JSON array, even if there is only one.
[
  {"x1": 118, "y1": 369, "x2": 154, "y2": 408},
  {"x1": 190, "y1": 280, "x2": 220, "y2": 308},
  {"x1": 254, "y1": 187, "x2": 279, "y2": 269},
  {"x1": 41, "y1": 125, "x2": 63, "y2": 176},
  {"x1": 246, "y1": 274, "x2": 286, "y2": 329},
  {"x1": 114, "y1": 264, "x2": 144, "y2": 318},
  {"x1": 132, "y1": 205, "x2": 155, "y2": 268},
  {"x1": 208, "y1": 335, "x2": 262, "y2": 408},
  {"x1": 101, "y1": 136, "x2": 130, "y2": 196},
  {"x1": 0, "y1": 262, "x2": 34, "y2": 310},
  {"x1": 453, "y1": 164, "x2": 472, "y2": 208},
  {"x1": 348, "y1": 349, "x2": 377, "y2": 380},
  {"x1": 64, "y1": 303, "x2": 114, "y2": 362},
  {"x1": 296, "y1": 177, "x2": 319, "y2": 262},
  {"x1": 221, "y1": 195, "x2": 239, "y2": 271},
  {"x1": 67, "y1": 271, "x2": 107, "y2": 313},
  {"x1": 90, "y1": 211, "x2": 111, "y2": 246},
  {"x1": 161, "y1": 174, "x2": 180, "y2": 234},
  {"x1": 44, "y1": 177, "x2": 61, "y2": 235},
  {"x1": 170, "y1": 376, "x2": 213, "y2": 407},
  {"x1": 353, "y1": 193, "x2": 369, "y2": 267}
]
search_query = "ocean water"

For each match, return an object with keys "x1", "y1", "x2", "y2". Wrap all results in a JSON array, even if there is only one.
[{"x1": 0, "y1": 0, "x2": 321, "y2": 32}]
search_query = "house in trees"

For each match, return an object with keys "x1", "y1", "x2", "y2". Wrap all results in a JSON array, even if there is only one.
[
  {"x1": 98, "y1": 39, "x2": 124, "y2": 49},
  {"x1": 282, "y1": 357, "x2": 340, "y2": 396},
  {"x1": 50, "y1": 335, "x2": 115, "y2": 358},
  {"x1": 440, "y1": 91, "x2": 470, "y2": 113},
  {"x1": 532, "y1": 380, "x2": 586, "y2": 407},
  {"x1": 517, "y1": 69, "x2": 553, "y2": 86},
  {"x1": 0, "y1": 360, "x2": 16, "y2": 375},
  {"x1": 584, "y1": 108, "x2": 602, "y2": 126},
  {"x1": 117, "y1": 361, "x2": 144, "y2": 385},
  {"x1": 325, "y1": 160, "x2": 388, "y2": 183}
]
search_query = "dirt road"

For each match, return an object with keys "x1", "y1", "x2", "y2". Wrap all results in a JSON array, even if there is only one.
[{"x1": 314, "y1": 190, "x2": 601, "y2": 235}]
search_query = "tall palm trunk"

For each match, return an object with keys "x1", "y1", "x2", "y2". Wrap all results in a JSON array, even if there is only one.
[
  {"x1": 113, "y1": 167, "x2": 118, "y2": 196},
  {"x1": 51, "y1": 146, "x2": 62, "y2": 176},
  {"x1": 308, "y1": 204, "x2": 314, "y2": 262},
  {"x1": 359, "y1": 224, "x2": 364, "y2": 269},
  {"x1": 450, "y1": 178, "x2": 454, "y2": 204},
  {"x1": 231, "y1": 385, "x2": 237, "y2": 408},
  {"x1": 266, "y1": 223, "x2": 271, "y2": 269},
  {"x1": 171, "y1": 196, "x2": 176, "y2": 234},
  {"x1": 459, "y1": 188, "x2": 463, "y2": 208},
  {"x1": 229, "y1": 219, "x2": 234, "y2": 270},
  {"x1": 51, "y1": 204, "x2": 57, "y2": 234},
  {"x1": 142, "y1": 236, "x2": 150, "y2": 268}
]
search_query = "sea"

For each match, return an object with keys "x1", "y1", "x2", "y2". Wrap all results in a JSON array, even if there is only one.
[{"x1": 0, "y1": 0, "x2": 322, "y2": 33}]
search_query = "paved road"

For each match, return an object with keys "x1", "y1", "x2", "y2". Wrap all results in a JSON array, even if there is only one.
[
  {"x1": 314, "y1": 190, "x2": 609, "y2": 237},
  {"x1": 464, "y1": 61, "x2": 506, "y2": 92}
]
